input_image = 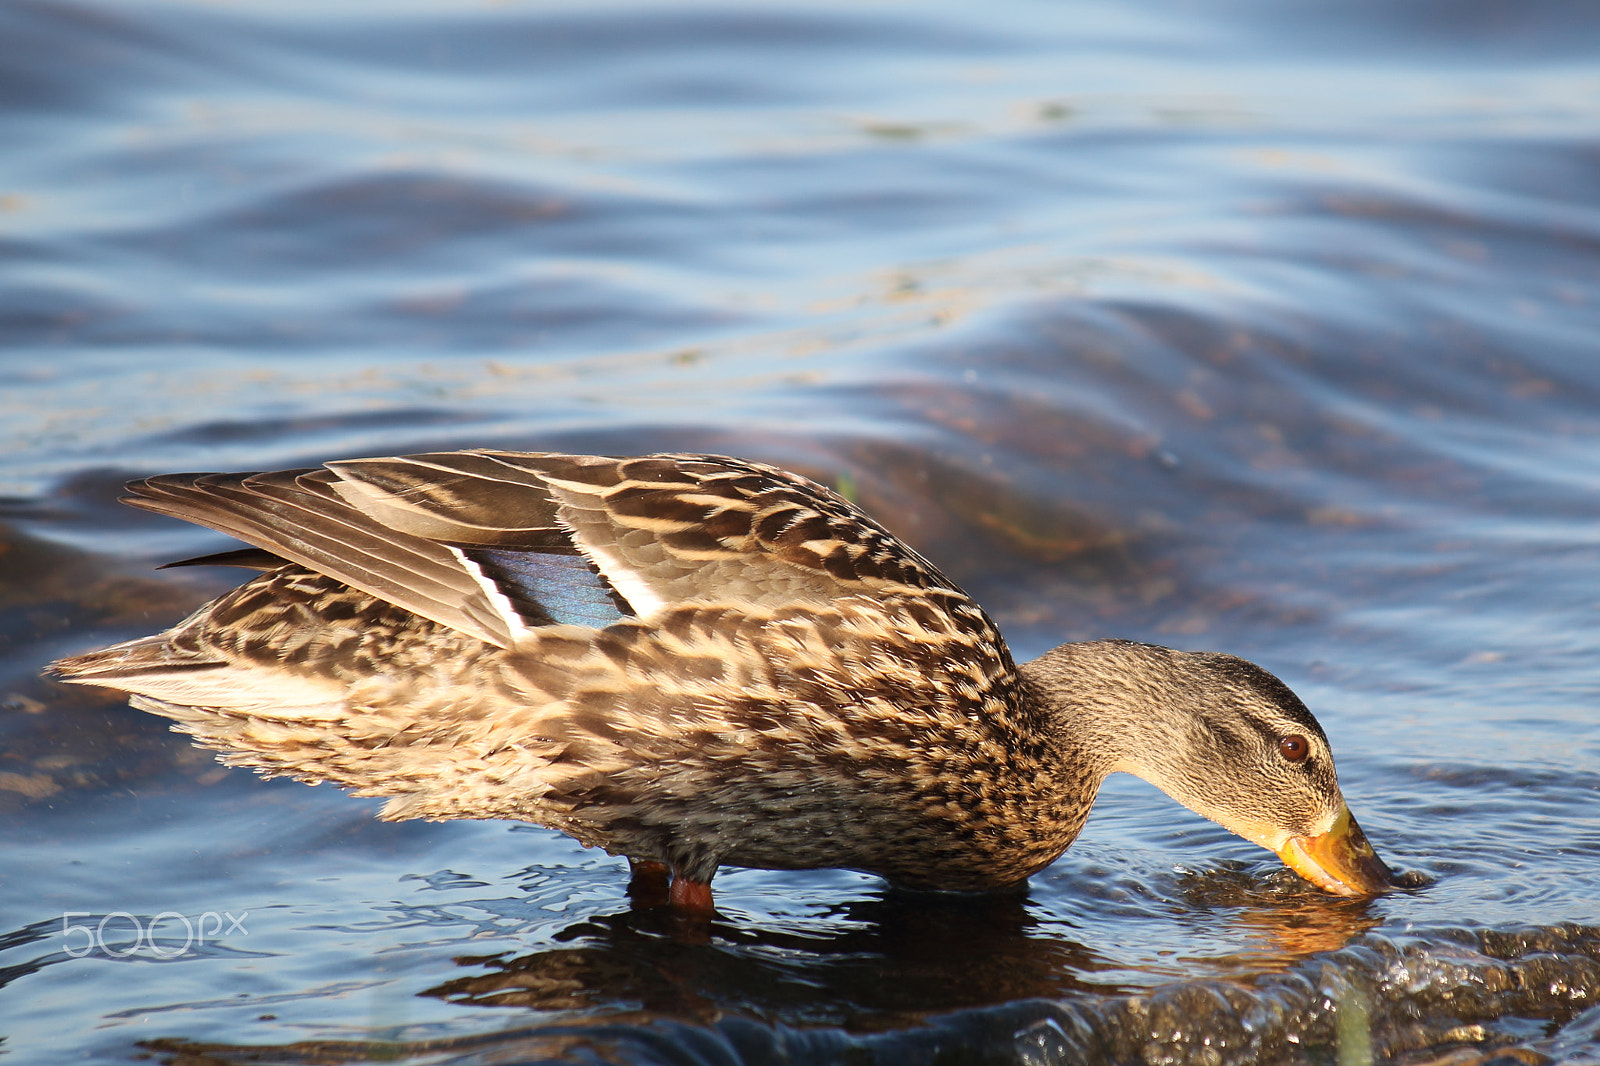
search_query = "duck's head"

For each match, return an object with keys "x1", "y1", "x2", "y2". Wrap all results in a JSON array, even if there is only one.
[{"x1": 1023, "y1": 640, "x2": 1397, "y2": 897}]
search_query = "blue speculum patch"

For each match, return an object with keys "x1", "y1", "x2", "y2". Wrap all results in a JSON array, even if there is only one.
[{"x1": 466, "y1": 546, "x2": 629, "y2": 629}]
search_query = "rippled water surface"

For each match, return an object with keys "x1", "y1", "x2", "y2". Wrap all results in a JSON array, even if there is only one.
[{"x1": 5, "y1": 0, "x2": 1600, "y2": 1063}]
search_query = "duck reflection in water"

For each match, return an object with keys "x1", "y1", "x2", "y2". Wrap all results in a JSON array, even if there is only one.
[
  {"x1": 427, "y1": 889, "x2": 1116, "y2": 1023},
  {"x1": 428, "y1": 877, "x2": 1388, "y2": 1020},
  {"x1": 1168, "y1": 862, "x2": 1392, "y2": 965},
  {"x1": 140, "y1": 881, "x2": 1391, "y2": 1066},
  {"x1": 51, "y1": 451, "x2": 1399, "y2": 913}
]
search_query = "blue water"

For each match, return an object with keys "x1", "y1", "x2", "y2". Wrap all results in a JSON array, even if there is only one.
[{"x1": 4, "y1": 1, "x2": 1600, "y2": 1063}]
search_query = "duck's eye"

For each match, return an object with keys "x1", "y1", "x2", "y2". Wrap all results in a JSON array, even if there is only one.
[{"x1": 1278, "y1": 734, "x2": 1311, "y2": 763}]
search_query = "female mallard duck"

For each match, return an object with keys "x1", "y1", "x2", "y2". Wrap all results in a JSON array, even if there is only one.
[{"x1": 50, "y1": 450, "x2": 1396, "y2": 912}]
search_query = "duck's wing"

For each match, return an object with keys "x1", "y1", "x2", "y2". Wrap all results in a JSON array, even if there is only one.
[
  {"x1": 125, "y1": 463, "x2": 532, "y2": 647},
  {"x1": 329, "y1": 451, "x2": 963, "y2": 608},
  {"x1": 123, "y1": 451, "x2": 978, "y2": 651}
]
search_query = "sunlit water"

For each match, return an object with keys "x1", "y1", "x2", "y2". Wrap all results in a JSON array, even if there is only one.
[{"x1": 4, "y1": 1, "x2": 1600, "y2": 1063}]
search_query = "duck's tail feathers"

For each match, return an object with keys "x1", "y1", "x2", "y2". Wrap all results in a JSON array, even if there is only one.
[{"x1": 48, "y1": 634, "x2": 347, "y2": 721}]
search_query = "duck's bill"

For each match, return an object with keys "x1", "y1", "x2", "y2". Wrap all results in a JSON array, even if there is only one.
[{"x1": 1278, "y1": 808, "x2": 1397, "y2": 897}]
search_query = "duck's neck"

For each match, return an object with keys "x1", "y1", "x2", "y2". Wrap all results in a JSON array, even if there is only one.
[{"x1": 1016, "y1": 639, "x2": 1201, "y2": 790}]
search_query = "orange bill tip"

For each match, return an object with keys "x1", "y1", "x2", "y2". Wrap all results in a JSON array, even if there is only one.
[{"x1": 1278, "y1": 807, "x2": 1397, "y2": 897}]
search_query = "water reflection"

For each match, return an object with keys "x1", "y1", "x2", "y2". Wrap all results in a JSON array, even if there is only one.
[
  {"x1": 133, "y1": 900, "x2": 1600, "y2": 1066},
  {"x1": 126, "y1": 889, "x2": 1388, "y2": 1065},
  {"x1": 1170, "y1": 865, "x2": 1391, "y2": 965},
  {"x1": 382, "y1": 872, "x2": 1403, "y2": 1032},
  {"x1": 426, "y1": 892, "x2": 1121, "y2": 1026}
]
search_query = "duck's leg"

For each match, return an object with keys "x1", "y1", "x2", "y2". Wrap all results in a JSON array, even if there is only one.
[
  {"x1": 626, "y1": 858, "x2": 671, "y2": 909},
  {"x1": 668, "y1": 870, "x2": 715, "y2": 915}
]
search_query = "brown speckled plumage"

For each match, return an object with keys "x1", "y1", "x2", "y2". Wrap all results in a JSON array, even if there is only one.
[{"x1": 49, "y1": 450, "x2": 1397, "y2": 905}]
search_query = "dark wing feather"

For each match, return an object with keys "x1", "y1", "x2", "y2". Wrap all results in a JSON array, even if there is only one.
[
  {"x1": 159, "y1": 547, "x2": 287, "y2": 571},
  {"x1": 323, "y1": 450, "x2": 577, "y2": 546},
  {"x1": 124, "y1": 468, "x2": 520, "y2": 648}
]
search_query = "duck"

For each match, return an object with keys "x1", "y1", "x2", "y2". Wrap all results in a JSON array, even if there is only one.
[{"x1": 49, "y1": 450, "x2": 1396, "y2": 913}]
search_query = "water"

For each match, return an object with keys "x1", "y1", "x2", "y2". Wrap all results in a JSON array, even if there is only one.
[{"x1": 4, "y1": 0, "x2": 1600, "y2": 1062}]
